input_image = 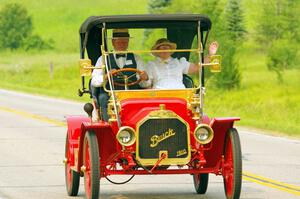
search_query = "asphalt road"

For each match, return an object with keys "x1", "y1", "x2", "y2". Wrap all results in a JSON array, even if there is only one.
[{"x1": 0, "y1": 89, "x2": 299, "y2": 199}]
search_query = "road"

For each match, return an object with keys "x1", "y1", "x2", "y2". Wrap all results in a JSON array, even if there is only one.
[{"x1": 0, "y1": 89, "x2": 299, "y2": 199}]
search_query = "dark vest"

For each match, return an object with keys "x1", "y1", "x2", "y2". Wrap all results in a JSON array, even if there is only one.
[{"x1": 106, "y1": 53, "x2": 139, "y2": 90}]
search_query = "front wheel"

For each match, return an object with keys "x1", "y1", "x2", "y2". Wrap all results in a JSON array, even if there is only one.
[
  {"x1": 65, "y1": 134, "x2": 80, "y2": 196},
  {"x1": 83, "y1": 131, "x2": 100, "y2": 199},
  {"x1": 223, "y1": 128, "x2": 242, "y2": 199},
  {"x1": 193, "y1": 173, "x2": 209, "y2": 194}
]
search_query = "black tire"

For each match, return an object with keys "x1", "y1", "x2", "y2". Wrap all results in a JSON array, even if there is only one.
[
  {"x1": 223, "y1": 128, "x2": 242, "y2": 199},
  {"x1": 65, "y1": 134, "x2": 80, "y2": 196},
  {"x1": 83, "y1": 131, "x2": 100, "y2": 199},
  {"x1": 193, "y1": 173, "x2": 209, "y2": 194}
]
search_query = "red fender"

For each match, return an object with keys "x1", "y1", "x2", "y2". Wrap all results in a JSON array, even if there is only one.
[
  {"x1": 202, "y1": 117, "x2": 240, "y2": 168},
  {"x1": 77, "y1": 122, "x2": 119, "y2": 173},
  {"x1": 66, "y1": 115, "x2": 90, "y2": 140},
  {"x1": 210, "y1": 117, "x2": 240, "y2": 132},
  {"x1": 65, "y1": 116, "x2": 90, "y2": 170}
]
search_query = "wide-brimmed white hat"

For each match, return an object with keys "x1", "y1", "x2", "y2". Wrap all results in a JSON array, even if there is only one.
[{"x1": 151, "y1": 38, "x2": 177, "y2": 56}]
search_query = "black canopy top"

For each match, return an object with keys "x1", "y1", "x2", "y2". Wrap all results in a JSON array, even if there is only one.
[
  {"x1": 79, "y1": 14, "x2": 211, "y2": 33},
  {"x1": 79, "y1": 14, "x2": 212, "y2": 64}
]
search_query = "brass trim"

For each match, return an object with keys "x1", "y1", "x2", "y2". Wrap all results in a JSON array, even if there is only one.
[
  {"x1": 194, "y1": 124, "x2": 214, "y2": 144},
  {"x1": 150, "y1": 128, "x2": 176, "y2": 148},
  {"x1": 159, "y1": 104, "x2": 166, "y2": 110},
  {"x1": 79, "y1": 59, "x2": 92, "y2": 76},
  {"x1": 208, "y1": 55, "x2": 222, "y2": 73},
  {"x1": 159, "y1": 150, "x2": 168, "y2": 158},
  {"x1": 114, "y1": 89, "x2": 195, "y2": 101},
  {"x1": 116, "y1": 126, "x2": 136, "y2": 147},
  {"x1": 136, "y1": 109, "x2": 191, "y2": 166},
  {"x1": 104, "y1": 48, "x2": 200, "y2": 55},
  {"x1": 187, "y1": 93, "x2": 201, "y2": 120},
  {"x1": 80, "y1": 165, "x2": 86, "y2": 172},
  {"x1": 107, "y1": 99, "x2": 121, "y2": 120},
  {"x1": 74, "y1": 148, "x2": 79, "y2": 170}
]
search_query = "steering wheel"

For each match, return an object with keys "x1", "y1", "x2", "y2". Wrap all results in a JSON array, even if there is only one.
[{"x1": 107, "y1": 68, "x2": 143, "y2": 87}]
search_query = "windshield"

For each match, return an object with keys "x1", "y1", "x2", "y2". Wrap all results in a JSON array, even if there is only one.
[{"x1": 102, "y1": 28, "x2": 201, "y2": 91}]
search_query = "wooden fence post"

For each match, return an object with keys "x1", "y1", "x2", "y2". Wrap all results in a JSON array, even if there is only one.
[{"x1": 49, "y1": 62, "x2": 53, "y2": 79}]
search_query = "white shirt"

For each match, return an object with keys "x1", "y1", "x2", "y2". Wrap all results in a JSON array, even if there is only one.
[
  {"x1": 146, "y1": 57, "x2": 190, "y2": 89},
  {"x1": 91, "y1": 54, "x2": 150, "y2": 88}
]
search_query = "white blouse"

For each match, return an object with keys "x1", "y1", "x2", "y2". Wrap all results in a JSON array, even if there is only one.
[{"x1": 146, "y1": 57, "x2": 190, "y2": 89}]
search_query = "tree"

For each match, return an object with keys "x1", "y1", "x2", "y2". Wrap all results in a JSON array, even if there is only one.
[
  {"x1": 256, "y1": 0, "x2": 299, "y2": 82},
  {"x1": 0, "y1": 3, "x2": 32, "y2": 50},
  {"x1": 214, "y1": 0, "x2": 245, "y2": 89},
  {"x1": 215, "y1": 44, "x2": 241, "y2": 89},
  {"x1": 143, "y1": 0, "x2": 173, "y2": 47},
  {"x1": 267, "y1": 38, "x2": 297, "y2": 83},
  {"x1": 148, "y1": 0, "x2": 172, "y2": 13},
  {"x1": 224, "y1": 0, "x2": 246, "y2": 41}
]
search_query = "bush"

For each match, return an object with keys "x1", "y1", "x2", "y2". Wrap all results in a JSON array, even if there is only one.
[
  {"x1": 0, "y1": 3, "x2": 53, "y2": 51},
  {"x1": 214, "y1": 43, "x2": 241, "y2": 89},
  {"x1": 0, "y1": 3, "x2": 32, "y2": 50},
  {"x1": 267, "y1": 38, "x2": 298, "y2": 83},
  {"x1": 23, "y1": 35, "x2": 54, "y2": 51}
]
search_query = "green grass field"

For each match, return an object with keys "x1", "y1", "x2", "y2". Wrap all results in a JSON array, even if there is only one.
[
  {"x1": 206, "y1": 41, "x2": 300, "y2": 136},
  {"x1": 0, "y1": 0, "x2": 299, "y2": 137},
  {"x1": 0, "y1": 0, "x2": 148, "y2": 52}
]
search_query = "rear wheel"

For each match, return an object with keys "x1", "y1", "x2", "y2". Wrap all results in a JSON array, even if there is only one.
[
  {"x1": 83, "y1": 131, "x2": 100, "y2": 199},
  {"x1": 223, "y1": 128, "x2": 242, "y2": 199},
  {"x1": 65, "y1": 134, "x2": 80, "y2": 196},
  {"x1": 193, "y1": 173, "x2": 209, "y2": 194}
]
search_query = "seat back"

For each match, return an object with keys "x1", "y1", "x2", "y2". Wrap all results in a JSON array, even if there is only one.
[{"x1": 183, "y1": 74, "x2": 194, "y2": 88}]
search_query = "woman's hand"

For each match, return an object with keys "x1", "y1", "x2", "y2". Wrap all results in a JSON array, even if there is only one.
[
  {"x1": 140, "y1": 71, "x2": 149, "y2": 81},
  {"x1": 209, "y1": 41, "x2": 219, "y2": 56}
]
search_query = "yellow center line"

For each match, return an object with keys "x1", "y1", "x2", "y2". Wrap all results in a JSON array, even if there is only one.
[
  {"x1": 243, "y1": 172, "x2": 300, "y2": 196},
  {"x1": 0, "y1": 106, "x2": 65, "y2": 127},
  {"x1": 1, "y1": 106, "x2": 300, "y2": 196}
]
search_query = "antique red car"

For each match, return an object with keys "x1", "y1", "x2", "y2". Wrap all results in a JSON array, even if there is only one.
[{"x1": 64, "y1": 14, "x2": 242, "y2": 199}]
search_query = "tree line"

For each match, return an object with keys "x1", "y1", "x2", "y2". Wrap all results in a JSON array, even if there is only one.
[
  {"x1": 0, "y1": 3, "x2": 53, "y2": 51},
  {"x1": 148, "y1": 0, "x2": 300, "y2": 87}
]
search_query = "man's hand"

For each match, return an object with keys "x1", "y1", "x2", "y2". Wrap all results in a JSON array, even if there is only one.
[
  {"x1": 140, "y1": 71, "x2": 149, "y2": 81},
  {"x1": 110, "y1": 69, "x2": 117, "y2": 74}
]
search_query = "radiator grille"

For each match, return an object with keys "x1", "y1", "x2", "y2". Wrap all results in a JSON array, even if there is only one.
[{"x1": 138, "y1": 118, "x2": 188, "y2": 159}]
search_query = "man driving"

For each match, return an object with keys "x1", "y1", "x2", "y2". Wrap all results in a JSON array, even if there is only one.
[{"x1": 91, "y1": 29, "x2": 150, "y2": 121}]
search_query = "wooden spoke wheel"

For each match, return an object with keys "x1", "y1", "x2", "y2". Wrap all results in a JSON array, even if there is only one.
[
  {"x1": 223, "y1": 128, "x2": 242, "y2": 199},
  {"x1": 193, "y1": 173, "x2": 209, "y2": 194},
  {"x1": 65, "y1": 134, "x2": 80, "y2": 196},
  {"x1": 83, "y1": 131, "x2": 100, "y2": 199}
]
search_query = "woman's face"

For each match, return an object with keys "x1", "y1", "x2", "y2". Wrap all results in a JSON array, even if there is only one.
[{"x1": 157, "y1": 45, "x2": 172, "y2": 60}]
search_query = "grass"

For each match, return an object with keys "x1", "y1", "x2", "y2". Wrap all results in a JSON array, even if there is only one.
[
  {"x1": 0, "y1": 0, "x2": 148, "y2": 52},
  {"x1": 0, "y1": 51, "x2": 89, "y2": 101},
  {"x1": 205, "y1": 44, "x2": 300, "y2": 137}
]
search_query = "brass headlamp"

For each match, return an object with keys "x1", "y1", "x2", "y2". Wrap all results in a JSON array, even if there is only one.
[
  {"x1": 116, "y1": 126, "x2": 136, "y2": 146},
  {"x1": 194, "y1": 124, "x2": 214, "y2": 144}
]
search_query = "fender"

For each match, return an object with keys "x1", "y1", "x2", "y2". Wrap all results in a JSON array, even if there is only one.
[
  {"x1": 77, "y1": 122, "x2": 118, "y2": 172},
  {"x1": 210, "y1": 117, "x2": 240, "y2": 131},
  {"x1": 65, "y1": 115, "x2": 90, "y2": 170},
  {"x1": 203, "y1": 117, "x2": 240, "y2": 168},
  {"x1": 66, "y1": 115, "x2": 90, "y2": 140}
]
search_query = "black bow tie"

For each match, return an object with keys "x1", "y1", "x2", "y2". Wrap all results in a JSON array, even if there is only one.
[{"x1": 116, "y1": 54, "x2": 126, "y2": 58}]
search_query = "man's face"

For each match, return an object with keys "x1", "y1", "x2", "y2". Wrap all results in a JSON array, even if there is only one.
[
  {"x1": 157, "y1": 45, "x2": 172, "y2": 60},
  {"x1": 112, "y1": 38, "x2": 129, "y2": 51}
]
